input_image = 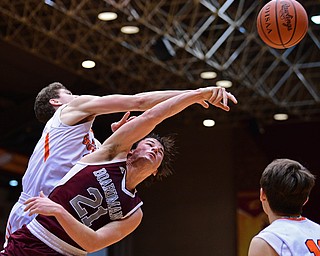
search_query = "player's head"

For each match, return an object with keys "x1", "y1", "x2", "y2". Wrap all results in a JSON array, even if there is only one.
[
  {"x1": 131, "y1": 133, "x2": 176, "y2": 182},
  {"x1": 34, "y1": 82, "x2": 74, "y2": 123},
  {"x1": 260, "y1": 158, "x2": 315, "y2": 216}
]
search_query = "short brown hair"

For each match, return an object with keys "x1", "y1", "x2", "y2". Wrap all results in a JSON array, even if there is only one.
[
  {"x1": 132, "y1": 133, "x2": 177, "y2": 184},
  {"x1": 260, "y1": 159, "x2": 316, "y2": 216},
  {"x1": 34, "y1": 82, "x2": 67, "y2": 123}
]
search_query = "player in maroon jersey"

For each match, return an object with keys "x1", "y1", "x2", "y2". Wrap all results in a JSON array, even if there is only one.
[{"x1": 1, "y1": 87, "x2": 237, "y2": 255}]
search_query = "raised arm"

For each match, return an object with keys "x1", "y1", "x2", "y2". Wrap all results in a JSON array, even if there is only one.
[
  {"x1": 60, "y1": 90, "x2": 189, "y2": 125},
  {"x1": 60, "y1": 87, "x2": 235, "y2": 125},
  {"x1": 24, "y1": 192, "x2": 143, "y2": 253},
  {"x1": 84, "y1": 87, "x2": 237, "y2": 163}
]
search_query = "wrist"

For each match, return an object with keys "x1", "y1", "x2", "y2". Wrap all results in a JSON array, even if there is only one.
[
  {"x1": 54, "y1": 204, "x2": 65, "y2": 217},
  {"x1": 198, "y1": 87, "x2": 211, "y2": 99}
]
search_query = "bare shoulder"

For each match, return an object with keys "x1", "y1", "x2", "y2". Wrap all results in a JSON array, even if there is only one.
[
  {"x1": 67, "y1": 95, "x2": 97, "y2": 108},
  {"x1": 248, "y1": 237, "x2": 278, "y2": 256},
  {"x1": 60, "y1": 95, "x2": 98, "y2": 124}
]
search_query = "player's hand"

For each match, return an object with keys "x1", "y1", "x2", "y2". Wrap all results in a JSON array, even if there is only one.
[
  {"x1": 111, "y1": 111, "x2": 136, "y2": 132},
  {"x1": 203, "y1": 87, "x2": 238, "y2": 111},
  {"x1": 24, "y1": 191, "x2": 62, "y2": 217}
]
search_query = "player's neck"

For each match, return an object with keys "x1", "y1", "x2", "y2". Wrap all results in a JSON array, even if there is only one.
[
  {"x1": 279, "y1": 215, "x2": 302, "y2": 220},
  {"x1": 271, "y1": 213, "x2": 302, "y2": 223},
  {"x1": 125, "y1": 164, "x2": 145, "y2": 191}
]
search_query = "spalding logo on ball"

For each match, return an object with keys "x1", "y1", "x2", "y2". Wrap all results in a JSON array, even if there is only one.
[{"x1": 257, "y1": 0, "x2": 308, "y2": 49}]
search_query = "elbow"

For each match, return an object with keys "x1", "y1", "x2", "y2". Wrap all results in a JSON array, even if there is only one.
[
  {"x1": 79, "y1": 237, "x2": 102, "y2": 253},
  {"x1": 83, "y1": 243, "x2": 104, "y2": 254},
  {"x1": 85, "y1": 248, "x2": 96, "y2": 254},
  {"x1": 82, "y1": 243, "x2": 98, "y2": 253}
]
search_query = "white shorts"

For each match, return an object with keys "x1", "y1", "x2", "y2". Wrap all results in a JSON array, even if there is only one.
[{"x1": 3, "y1": 192, "x2": 36, "y2": 248}]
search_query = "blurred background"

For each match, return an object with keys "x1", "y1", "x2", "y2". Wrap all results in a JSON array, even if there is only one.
[{"x1": 0, "y1": 0, "x2": 319, "y2": 255}]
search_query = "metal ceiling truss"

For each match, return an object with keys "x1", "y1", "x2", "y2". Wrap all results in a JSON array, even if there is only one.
[{"x1": 0, "y1": 0, "x2": 319, "y2": 124}]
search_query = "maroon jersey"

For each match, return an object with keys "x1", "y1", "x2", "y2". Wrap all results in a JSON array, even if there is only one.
[
  {"x1": 36, "y1": 159, "x2": 142, "y2": 250},
  {"x1": 1, "y1": 159, "x2": 143, "y2": 256}
]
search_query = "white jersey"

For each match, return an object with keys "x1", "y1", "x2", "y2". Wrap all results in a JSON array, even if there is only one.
[
  {"x1": 4, "y1": 105, "x2": 100, "y2": 246},
  {"x1": 255, "y1": 217, "x2": 320, "y2": 256}
]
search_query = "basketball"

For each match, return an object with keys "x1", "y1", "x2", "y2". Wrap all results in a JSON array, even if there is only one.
[{"x1": 256, "y1": 0, "x2": 308, "y2": 49}]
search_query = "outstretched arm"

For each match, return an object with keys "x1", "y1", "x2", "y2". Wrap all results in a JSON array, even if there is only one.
[
  {"x1": 83, "y1": 87, "x2": 237, "y2": 163},
  {"x1": 24, "y1": 192, "x2": 142, "y2": 253},
  {"x1": 60, "y1": 87, "x2": 236, "y2": 125}
]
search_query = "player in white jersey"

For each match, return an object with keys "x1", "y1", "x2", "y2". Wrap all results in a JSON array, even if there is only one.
[
  {"x1": 3, "y1": 82, "x2": 234, "y2": 247},
  {"x1": 248, "y1": 159, "x2": 320, "y2": 256},
  {"x1": 1, "y1": 86, "x2": 237, "y2": 255}
]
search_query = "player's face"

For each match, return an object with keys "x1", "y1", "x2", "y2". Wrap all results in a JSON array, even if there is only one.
[
  {"x1": 58, "y1": 89, "x2": 78, "y2": 104},
  {"x1": 136, "y1": 138, "x2": 164, "y2": 169}
]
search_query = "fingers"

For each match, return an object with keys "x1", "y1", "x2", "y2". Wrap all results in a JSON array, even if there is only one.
[
  {"x1": 206, "y1": 87, "x2": 237, "y2": 111},
  {"x1": 24, "y1": 196, "x2": 37, "y2": 205},
  {"x1": 222, "y1": 88, "x2": 228, "y2": 106},
  {"x1": 24, "y1": 199, "x2": 37, "y2": 215},
  {"x1": 115, "y1": 111, "x2": 131, "y2": 127},
  {"x1": 198, "y1": 100, "x2": 209, "y2": 108},
  {"x1": 24, "y1": 192, "x2": 46, "y2": 215},
  {"x1": 228, "y1": 92, "x2": 238, "y2": 104},
  {"x1": 111, "y1": 112, "x2": 131, "y2": 132},
  {"x1": 119, "y1": 111, "x2": 131, "y2": 123},
  {"x1": 127, "y1": 116, "x2": 136, "y2": 121},
  {"x1": 208, "y1": 87, "x2": 218, "y2": 103}
]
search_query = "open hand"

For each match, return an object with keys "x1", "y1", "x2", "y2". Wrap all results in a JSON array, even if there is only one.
[
  {"x1": 24, "y1": 191, "x2": 61, "y2": 217},
  {"x1": 204, "y1": 87, "x2": 238, "y2": 111}
]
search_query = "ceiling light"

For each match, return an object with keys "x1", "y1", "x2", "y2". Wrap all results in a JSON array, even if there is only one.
[
  {"x1": 216, "y1": 80, "x2": 232, "y2": 88},
  {"x1": 311, "y1": 15, "x2": 320, "y2": 24},
  {"x1": 82, "y1": 60, "x2": 96, "y2": 69},
  {"x1": 203, "y1": 119, "x2": 215, "y2": 127},
  {"x1": 200, "y1": 71, "x2": 217, "y2": 79},
  {"x1": 239, "y1": 26, "x2": 246, "y2": 33},
  {"x1": 98, "y1": 12, "x2": 118, "y2": 21},
  {"x1": 44, "y1": 0, "x2": 55, "y2": 7},
  {"x1": 121, "y1": 26, "x2": 139, "y2": 34},
  {"x1": 9, "y1": 180, "x2": 18, "y2": 187},
  {"x1": 273, "y1": 113, "x2": 288, "y2": 121}
]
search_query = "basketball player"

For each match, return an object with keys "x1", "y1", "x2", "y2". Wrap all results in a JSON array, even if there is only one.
[
  {"x1": 3, "y1": 82, "x2": 236, "y2": 247},
  {"x1": 248, "y1": 159, "x2": 320, "y2": 256},
  {"x1": 1, "y1": 87, "x2": 237, "y2": 255}
]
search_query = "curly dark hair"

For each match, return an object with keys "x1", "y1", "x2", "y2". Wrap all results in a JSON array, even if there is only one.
[
  {"x1": 34, "y1": 82, "x2": 67, "y2": 123},
  {"x1": 132, "y1": 133, "x2": 177, "y2": 185},
  {"x1": 260, "y1": 158, "x2": 316, "y2": 216}
]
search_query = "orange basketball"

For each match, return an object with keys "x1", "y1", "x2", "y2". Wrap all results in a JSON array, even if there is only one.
[{"x1": 256, "y1": 0, "x2": 308, "y2": 49}]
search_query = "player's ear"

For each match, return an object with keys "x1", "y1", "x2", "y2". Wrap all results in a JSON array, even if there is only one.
[
  {"x1": 49, "y1": 98, "x2": 62, "y2": 106},
  {"x1": 260, "y1": 188, "x2": 267, "y2": 201}
]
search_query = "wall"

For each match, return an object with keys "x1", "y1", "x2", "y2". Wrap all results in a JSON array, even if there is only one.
[{"x1": 129, "y1": 117, "x2": 237, "y2": 256}]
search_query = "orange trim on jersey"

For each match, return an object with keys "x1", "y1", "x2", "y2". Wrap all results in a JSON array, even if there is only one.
[
  {"x1": 44, "y1": 133, "x2": 50, "y2": 161},
  {"x1": 6, "y1": 223, "x2": 12, "y2": 239},
  {"x1": 281, "y1": 216, "x2": 306, "y2": 221}
]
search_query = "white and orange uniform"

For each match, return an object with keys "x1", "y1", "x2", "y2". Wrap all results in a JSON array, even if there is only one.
[
  {"x1": 255, "y1": 217, "x2": 320, "y2": 256},
  {"x1": 4, "y1": 105, "x2": 99, "y2": 246}
]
